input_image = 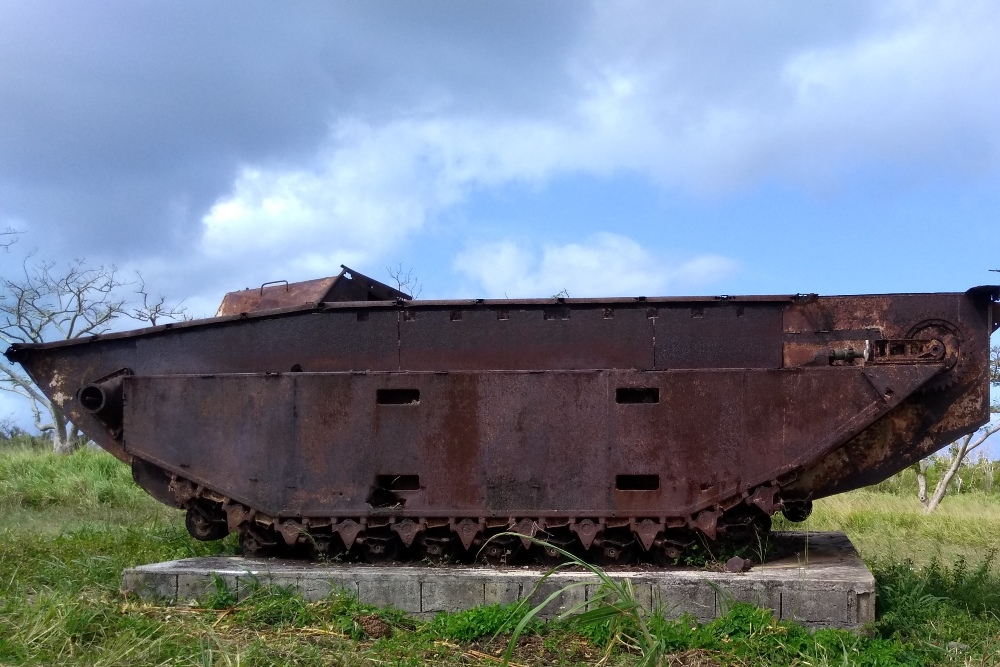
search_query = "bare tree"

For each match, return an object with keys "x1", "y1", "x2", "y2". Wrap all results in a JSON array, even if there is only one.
[
  {"x1": 0, "y1": 259, "x2": 187, "y2": 453},
  {"x1": 915, "y1": 344, "x2": 1000, "y2": 512},
  {"x1": 0, "y1": 259, "x2": 128, "y2": 452},
  {"x1": 0, "y1": 414, "x2": 24, "y2": 440},
  {"x1": 386, "y1": 263, "x2": 422, "y2": 298},
  {"x1": 132, "y1": 271, "x2": 188, "y2": 326}
]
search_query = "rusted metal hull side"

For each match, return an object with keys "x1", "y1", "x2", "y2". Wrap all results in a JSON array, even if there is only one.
[
  {"x1": 783, "y1": 289, "x2": 997, "y2": 500},
  {"x1": 121, "y1": 366, "x2": 938, "y2": 516},
  {"x1": 5, "y1": 286, "x2": 997, "y2": 562}
]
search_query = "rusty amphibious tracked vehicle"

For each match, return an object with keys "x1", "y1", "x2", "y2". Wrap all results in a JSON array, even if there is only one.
[{"x1": 6, "y1": 266, "x2": 999, "y2": 564}]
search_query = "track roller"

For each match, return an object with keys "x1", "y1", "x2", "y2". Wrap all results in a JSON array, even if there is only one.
[
  {"x1": 477, "y1": 533, "x2": 522, "y2": 565},
  {"x1": 361, "y1": 531, "x2": 403, "y2": 563},
  {"x1": 533, "y1": 529, "x2": 579, "y2": 566},
  {"x1": 591, "y1": 529, "x2": 638, "y2": 566},
  {"x1": 305, "y1": 532, "x2": 345, "y2": 560},
  {"x1": 416, "y1": 530, "x2": 460, "y2": 563},
  {"x1": 239, "y1": 524, "x2": 280, "y2": 557},
  {"x1": 651, "y1": 533, "x2": 694, "y2": 567}
]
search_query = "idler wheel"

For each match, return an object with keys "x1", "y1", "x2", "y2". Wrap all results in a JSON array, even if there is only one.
[
  {"x1": 185, "y1": 502, "x2": 228, "y2": 542},
  {"x1": 906, "y1": 320, "x2": 963, "y2": 393},
  {"x1": 781, "y1": 499, "x2": 813, "y2": 523},
  {"x1": 239, "y1": 524, "x2": 279, "y2": 557}
]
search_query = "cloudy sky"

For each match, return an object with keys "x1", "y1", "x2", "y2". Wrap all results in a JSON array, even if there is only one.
[{"x1": 1, "y1": 1, "x2": 998, "y2": 440}]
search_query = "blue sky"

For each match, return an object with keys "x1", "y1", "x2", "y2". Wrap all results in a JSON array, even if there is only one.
[{"x1": 0, "y1": 1, "x2": 997, "y2": 451}]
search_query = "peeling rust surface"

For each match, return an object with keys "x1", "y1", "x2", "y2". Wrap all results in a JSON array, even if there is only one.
[
  {"x1": 216, "y1": 265, "x2": 410, "y2": 317},
  {"x1": 4, "y1": 278, "x2": 997, "y2": 564}
]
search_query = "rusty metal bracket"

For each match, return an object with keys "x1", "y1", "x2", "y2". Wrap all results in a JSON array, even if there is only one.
[
  {"x1": 510, "y1": 518, "x2": 539, "y2": 548},
  {"x1": 450, "y1": 518, "x2": 483, "y2": 551},
  {"x1": 333, "y1": 519, "x2": 364, "y2": 549},
  {"x1": 631, "y1": 519, "x2": 663, "y2": 551},
  {"x1": 570, "y1": 519, "x2": 601, "y2": 550},
  {"x1": 391, "y1": 519, "x2": 423, "y2": 547},
  {"x1": 869, "y1": 339, "x2": 945, "y2": 364},
  {"x1": 276, "y1": 519, "x2": 305, "y2": 546}
]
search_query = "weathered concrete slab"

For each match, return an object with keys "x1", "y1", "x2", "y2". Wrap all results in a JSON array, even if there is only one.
[{"x1": 122, "y1": 531, "x2": 874, "y2": 629}]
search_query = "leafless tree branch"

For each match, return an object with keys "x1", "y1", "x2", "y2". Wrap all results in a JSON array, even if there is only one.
[
  {"x1": 0, "y1": 227, "x2": 21, "y2": 253},
  {"x1": 131, "y1": 271, "x2": 188, "y2": 326},
  {"x1": 386, "y1": 263, "x2": 422, "y2": 299},
  {"x1": 0, "y1": 259, "x2": 131, "y2": 452}
]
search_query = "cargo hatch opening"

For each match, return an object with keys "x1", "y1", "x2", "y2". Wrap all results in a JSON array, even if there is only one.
[
  {"x1": 367, "y1": 475, "x2": 420, "y2": 508},
  {"x1": 615, "y1": 474, "x2": 660, "y2": 491},
  {"x1": 376, "y1": 389, "x2": 420, "y2": 405},
  {"x1": 616, "y1": 388, "x2": 659, "y2": 404}
]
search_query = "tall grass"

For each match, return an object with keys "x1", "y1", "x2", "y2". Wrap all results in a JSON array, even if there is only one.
[
  {"x1": 774, "y1": 490, "x2": 1000, "y2": 564},
  {"x1": 1, "y1": 448, "x2": 1000, "y2": 665},
  {"x1": 0, "y1": 447, "x2": 148, "y2": 512}
]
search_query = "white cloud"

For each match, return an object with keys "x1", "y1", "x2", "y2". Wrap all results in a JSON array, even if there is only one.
[
  {"x1": 201, "y1": 2, "x2": 1000, "y2": 270},
  {"x1": 591, "y1": 0, "x2": 1000, "y2": 189},
  {"x1": 199, "y1": 118, "x2": 570, "y2": 279},
  {"x1": 192, "y1": 0, "x2": 1000, "y2": 309},
  {"x1": 776, "y1": 2, "x2": 1000, "y2": 174},
  {"x1": 452, "y1": 233, "x2": 738, "y2": 298}
]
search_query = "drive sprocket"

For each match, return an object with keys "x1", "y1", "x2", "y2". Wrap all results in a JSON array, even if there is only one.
[{"x1": 907, "y1": 320, "x2": 963, "y2": 393}]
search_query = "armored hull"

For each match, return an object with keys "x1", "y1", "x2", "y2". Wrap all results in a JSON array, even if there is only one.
[{"x1": 6, "y1": 268, "x2": 998, "y2": 564}]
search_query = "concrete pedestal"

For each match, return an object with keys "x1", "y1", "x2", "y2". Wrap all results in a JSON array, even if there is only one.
[{"x1": 123, "y1": 531, "x2": 874, "y2": 629}]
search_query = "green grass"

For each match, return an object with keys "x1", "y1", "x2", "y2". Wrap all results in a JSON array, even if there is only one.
[
  {"x1": 773, "y1": 490, "x2": 1000, "y2": 565},
  {"x1": 1, "y1": 448, "x2": 999, "y2": 666}
]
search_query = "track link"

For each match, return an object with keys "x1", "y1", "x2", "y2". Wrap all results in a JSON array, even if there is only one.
[{"x1": 166, "y1": 466, "x2": 790, "y2": 566}]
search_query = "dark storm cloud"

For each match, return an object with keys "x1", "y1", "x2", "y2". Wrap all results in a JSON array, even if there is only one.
[{"x1": 0, "y1": 1, "x2": 583, "y2": 259}]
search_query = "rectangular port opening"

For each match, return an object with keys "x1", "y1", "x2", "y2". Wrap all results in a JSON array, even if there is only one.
[
  {"x1": 615, "y1": 474, "x2": 659, "y2": 491},
  {"x1": 376, "y1": 474, "x2": 420, "y2": 491},
  {"x1": 543, "y1": 307, "x2": 570, "y2": 320},
  {"x1": 376, "y1": 389, "x2": 420, "y2": 405},
  {"x1": 616, "y1": 387, "x2": 659, "y2": 404}
]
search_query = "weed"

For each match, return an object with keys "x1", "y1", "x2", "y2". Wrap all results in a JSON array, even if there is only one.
[
  {"x1": 207, "y1": 574, "x2": 238, "y2": 609},
  {"x1": 430, "y1": 602, "x2": 541, "y2": 642},
  {"x1": 675, "y1": 531, "x2": 774, "y2": 569},
  {"x1": 491, "y1": 532, "x2": 936, "y2": 667}
]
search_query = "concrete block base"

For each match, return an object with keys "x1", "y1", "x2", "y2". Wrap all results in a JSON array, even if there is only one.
[{"x1": 122, "y1": 531, "x2": 874, "y2": 629}]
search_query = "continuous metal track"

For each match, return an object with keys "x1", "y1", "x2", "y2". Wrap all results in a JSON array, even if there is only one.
[{"x1": 166, "y1": 467, "x2": 787, "y2": 564}]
